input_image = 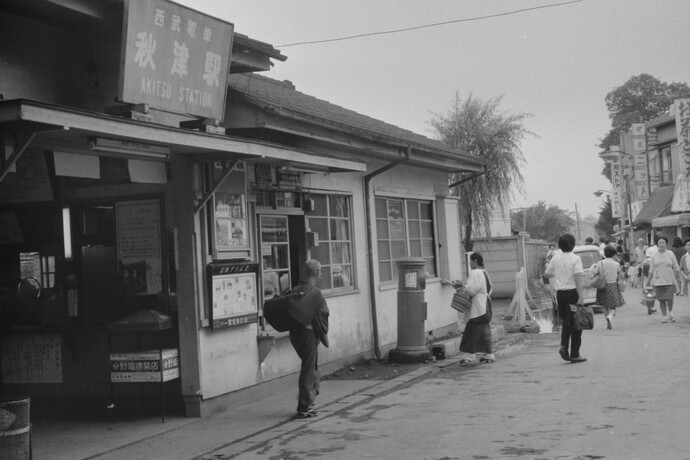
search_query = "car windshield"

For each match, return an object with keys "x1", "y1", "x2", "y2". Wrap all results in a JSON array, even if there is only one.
[{"x1": 576, "y1": 251, "x2": 599, "y2": 269}]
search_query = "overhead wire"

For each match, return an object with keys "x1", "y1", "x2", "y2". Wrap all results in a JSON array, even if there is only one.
[{"x1": 277, "y1": 0, "x2": 585, "y2": 48}]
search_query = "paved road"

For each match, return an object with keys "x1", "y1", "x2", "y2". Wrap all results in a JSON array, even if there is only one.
[{"x1": 209, "y1": 287, "x2": 690, "y2": 459}]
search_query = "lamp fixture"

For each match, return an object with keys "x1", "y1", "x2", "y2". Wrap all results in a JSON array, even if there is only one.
[
  {"x1": 89, "y1": 137, "x2": 170, "y2": 160},
  {"x1": 279, "y1": 163, "x2": 328, "y2": 174}
]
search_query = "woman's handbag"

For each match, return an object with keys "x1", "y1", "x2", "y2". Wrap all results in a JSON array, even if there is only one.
[
  {"x1": 572, "y1": 305, "x2": 594, "y2": 330},
  {"x1": 591, "y1": 261, "x2": 607, "y2": 290},
  {"x1": 450, "y1": 288, "x2": 472, "y2": 313}
]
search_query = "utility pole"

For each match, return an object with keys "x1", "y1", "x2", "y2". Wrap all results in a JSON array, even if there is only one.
[{"x1": 574, "y1": 203, "x2": 582, "y2": 244}]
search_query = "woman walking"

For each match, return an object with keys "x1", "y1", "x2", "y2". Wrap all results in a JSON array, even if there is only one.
[
  {"x1": 592, "y1": 246, "x2": 625, "y2": 329},
  {"x1": 458, "y1": 252, "x2": 495, "y2": 365},
  {"x1": 646, "y1": 236, "x2": 680, "y2": 323},
  {"x1": 544, "y1": 233, "x2": 587, "y2": 363}
]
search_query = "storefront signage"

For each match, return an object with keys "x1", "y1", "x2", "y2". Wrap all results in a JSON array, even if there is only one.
[
  {"x1": 0, "y1": 147, "x2": 53, "y2": 204},
  {"x1": 611, "y1": 155, "x2": 622, "y2": 218},
  {"x1": 277, "y1": 170, "x2": 301, "y2": 190},
  {"x1": 675, "y1": 99, "x2": 690, "y2": 179},
  {"x1": 119, "y1": 0, "x2": 234, "y2": 120},
  {"x1": 110, "y1": 348, "x2": 180, "y2": 382},
  {"x1": 671, "y1": 174, "x2": 690, "y2": 212}
]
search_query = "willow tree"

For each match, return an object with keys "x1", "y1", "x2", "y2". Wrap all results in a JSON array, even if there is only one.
[{"x1": 429, "y1": 93, "x2": 533, "y2": 251}]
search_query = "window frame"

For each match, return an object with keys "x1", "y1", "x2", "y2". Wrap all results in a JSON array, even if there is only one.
[
  {"x1": 375, "y1": 196, "x2": 437, "y2": 284},
  {"x1": 306, "y1": 192, "x2": 356, "y2": 292}
]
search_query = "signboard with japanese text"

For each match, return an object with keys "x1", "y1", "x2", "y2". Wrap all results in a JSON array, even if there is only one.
[
  {"x1": 207, "y1": 262, "x2": 259, "y2": 329},
  {"x1": 611, "y1": 155, "x2": 622, "y2": 218},
  {"x1": 671, "y1": 174, "x2": 690, "y2": 212},
  {"x1": 675, "y1": 99, "x2": 690, "y2": 179},
  {"x1": 119, "y1": 0, "x2": 234, "y2": 120},
  {"x1": 110, "y1": 348, "x2": 179, "y2": 382}
]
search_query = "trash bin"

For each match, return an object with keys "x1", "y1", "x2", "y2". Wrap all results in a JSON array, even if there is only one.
[{"x1": 0, "y1": 397, "x2": 31, "y2": 460}]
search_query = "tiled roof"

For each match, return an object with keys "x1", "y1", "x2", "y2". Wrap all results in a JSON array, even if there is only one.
[{"x1": 227, "y1": 73, "x2": 480, "y2": 163}]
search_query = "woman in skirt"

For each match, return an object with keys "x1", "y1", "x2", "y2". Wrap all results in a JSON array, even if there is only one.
[
  {"x1": 458, "y1": 252, "x2": 494, "y2": 365},
  {"x1": 647, "y1": 236, "x2": 681, "y2": 323},
  {"x1": 592, "y1": 245, "x2": 625, "y2": 329}
]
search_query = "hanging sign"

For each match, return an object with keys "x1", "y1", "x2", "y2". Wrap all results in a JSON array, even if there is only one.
[
  {"x1": 675, "y1": 99, "x2": 690, "y2": 179},
  {"x1": 119, "y1": 0, "x2": 234, "y2": 120}
]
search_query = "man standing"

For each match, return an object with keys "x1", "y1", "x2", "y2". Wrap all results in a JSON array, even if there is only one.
[{"x1": 288, "y1": 259, "x2": 329, "y2": 418}]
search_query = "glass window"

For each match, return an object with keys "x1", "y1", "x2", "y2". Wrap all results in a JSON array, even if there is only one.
[
  {"x1": 376, "y1": 197, "x2": 436, "y2": 282},
  {"x1": 306, "y1": 194, "x2": 354, "y2": 290}
]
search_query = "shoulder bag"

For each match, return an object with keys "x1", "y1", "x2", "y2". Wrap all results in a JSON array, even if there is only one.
[
  {"x1": 591, "y1": 261, "x2": 607, "y2": 290},
  {"x1": 572, "y1": 304, "x2": 594, "y2": 330}
]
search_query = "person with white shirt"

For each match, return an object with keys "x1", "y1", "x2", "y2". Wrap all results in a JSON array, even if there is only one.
[{"x1": 545, "y1": 233, "x2": 587, "y2": 364}]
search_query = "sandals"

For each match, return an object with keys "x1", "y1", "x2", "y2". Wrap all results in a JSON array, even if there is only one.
[
  {"x1": 479, "y1": 358, "x2": 495, "y2": 364},
  {"x1": 294, "y1": 409, "x2": 318, "y2": 419},
  {"x1": 458, "y1": 358, "x2": 474, "y2": 366}
]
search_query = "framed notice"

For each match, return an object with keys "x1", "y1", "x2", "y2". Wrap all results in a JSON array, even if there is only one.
[{"x1": 207, "y1": 262, "x2": 259, "y2": 329}]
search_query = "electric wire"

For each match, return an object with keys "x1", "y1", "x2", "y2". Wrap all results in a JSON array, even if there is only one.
[{"x1": 277, "y1": 0, "x2": 584, "y2": 47}]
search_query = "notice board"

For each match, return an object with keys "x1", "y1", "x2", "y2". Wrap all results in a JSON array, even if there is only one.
[
  {"x1": 207, "y1": 262, "x2": 259, "y2": 329},
  {"x1": 116, "y1": 200, "x2": 162, "y2": 295}
]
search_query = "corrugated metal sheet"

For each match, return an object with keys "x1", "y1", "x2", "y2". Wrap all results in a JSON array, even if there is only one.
[{"x1": 633, "y1": 185, "x2": 674, "y2": 225}]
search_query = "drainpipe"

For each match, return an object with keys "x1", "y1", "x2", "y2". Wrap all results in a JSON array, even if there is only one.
[{"x1": 364, "y1": 146, "x2": 411, "y2": 359}]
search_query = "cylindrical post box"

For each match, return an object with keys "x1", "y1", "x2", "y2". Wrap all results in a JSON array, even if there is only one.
[{"x1": 388, "y1": 257, "x2": 430, "y2": 363}]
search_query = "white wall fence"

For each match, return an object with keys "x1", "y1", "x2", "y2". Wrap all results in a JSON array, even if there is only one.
[{"x1": 470, "y1": 235, "x2": 546, "y2": 298}]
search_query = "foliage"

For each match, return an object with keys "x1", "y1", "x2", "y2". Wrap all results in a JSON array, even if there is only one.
[
  {"x1": 594, "y1": 198, "x2": 616, "y2": 238},
  {"x1": 599, "y1": 74, "x2": 690, "y2": 152},
  {"x1": 430, "y1": 93, "x2": 534, "y2": 250},
  {"x1": 510, "y1": 202, "x2": 574, "y2": 242}
]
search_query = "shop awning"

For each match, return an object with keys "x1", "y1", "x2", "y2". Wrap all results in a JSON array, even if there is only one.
[
  {"x1": 633, "y1": 185, "x2": 674, "y2": 226},
  {"x1": 0, "y1": 99, "x2": 367, "y2": 183},
  {"x1": 652, "y1": 213, "x2": 690, "y2": 228}
]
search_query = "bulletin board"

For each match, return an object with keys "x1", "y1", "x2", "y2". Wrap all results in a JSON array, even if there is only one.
[
  {"x1": 116, "y1": 199, "x2": 162, "y2": 295},
  {"x1": 207, "y1": 262, "x2": 259, "y2": 329}
]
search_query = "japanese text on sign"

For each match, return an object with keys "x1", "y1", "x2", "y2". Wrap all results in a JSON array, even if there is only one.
[
  {"x1": 675, "y1": 99, "x2": 690, "y2": 179},
  {"x1": 120, "y1": 0, "x2": 234, "y2": 120}
]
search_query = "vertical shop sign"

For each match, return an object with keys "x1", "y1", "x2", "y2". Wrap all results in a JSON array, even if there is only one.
[
  {"x1": 675, "y1": 99, "x2": 690, "y2": 179},
  {"x1": 119, "y1": 0, "x2": 234, "y2": 120},
  {"x1": 611, "y1": 155, "x2": 621, "y2": 218}
]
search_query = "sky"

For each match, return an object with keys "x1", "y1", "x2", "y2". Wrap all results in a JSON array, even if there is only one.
[{"x1": 178, "y1": 0, "x2": 690, "y2": 218}]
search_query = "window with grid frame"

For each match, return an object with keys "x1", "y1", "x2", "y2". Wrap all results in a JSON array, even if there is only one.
[
  {"x1": 375, "y1": 197, "x2": 436, "y2": 282},
  {"x1": 306, "y1": 194, "x2": 354, "y2": 291}
]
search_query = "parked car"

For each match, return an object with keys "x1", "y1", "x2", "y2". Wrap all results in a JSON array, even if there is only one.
[{"x1": 573, "y1": 245, "x2": 602, "y2": 311}]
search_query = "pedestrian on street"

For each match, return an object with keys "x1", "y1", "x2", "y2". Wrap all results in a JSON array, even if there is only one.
[
  {"x1": 646, "y1": 236, "x2": 680, "y2": 323},
  {"x1": 592, "y1": 245, "x2": 625, "y2": 330},
  {"x1": 544, "y1": 233, "x2": 587, "y2": 364},
  {"x1": 634, "y1": 238, "x2": 647, "y2": 286},
  {"x1": 671, "y1": 236, "x2": 685, "y2": 294},
  {"x1": 458, "y1": 252, "x2": 495, "y2": 365},
  {"x1": 288, "y1": 259, "x2": 329, "y2": 418},
  {"x1": 679, "y1": 239, "x2": 690, "y2": 296}
]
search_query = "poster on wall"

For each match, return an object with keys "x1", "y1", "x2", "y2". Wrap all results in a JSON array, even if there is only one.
[
  {"x1": 207, "y1": 262, "x2": 258, "y2": 329},
  {"x1": 1, "y1": 334, "x2": 63, "y2": 383},
  {"x1": 212, "y1": 166, "x2": 249, "y2": 254},
  {"x1": 116, "y1": 200, "x2": 162, "y2": 294},
  {"x1": 0, "y1": 147, "x2": 53, "y2": 204}
]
